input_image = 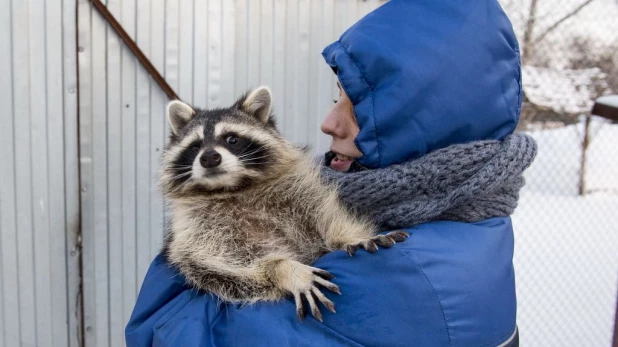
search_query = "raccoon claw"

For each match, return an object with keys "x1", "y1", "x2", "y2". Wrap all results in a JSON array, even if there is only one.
[
  {"x1": 278, "y1": 261, "x2": 339, "y2": 322},
  {"x1": 294, "y1": 288, "x2": 336, "y2": 322},
  {"x1": 345, "y1": 230, "x2": 409, "y2": 256},
  {"x1": 315, "y1": 276, "x2": 341, "y2": 295},
  {"x1": 372, "y1": 235, "x2": 396, "y2": 248},
  {"x1": 386, "y1": 230, "x2": 409, "y2": 243},
  {"x1": 291, "y1": 267, "x2": 339, "y2": 322},
  {"x1": 295, "y1": 295, "x2": 307, "y2": 321},
  {"x1": 346, "y1": 244, "x2": 359, "y2": 256},
  {"x1": 312, "y1": 286, "x2": 336, "y2": 313},
  {"x1": 345, "y1": 240, "x2": 377, "y2": 256},
  {"x1": 305, "y1": 291, "x2": 323, "y2": 322},
  {"x1": 312, "y1": 267, "x2": 335, "y2": 280}
]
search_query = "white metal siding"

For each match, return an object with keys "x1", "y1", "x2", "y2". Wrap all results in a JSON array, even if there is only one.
[
  {"x1": 0, "y1": 0, "x2": 80, "y2": 347},
  {"x1": 3, "y1": 1, "x2": 617, "y2": 347},
  {"x1": 75, "y1": 0, "x2": 384, "y2": 345}
]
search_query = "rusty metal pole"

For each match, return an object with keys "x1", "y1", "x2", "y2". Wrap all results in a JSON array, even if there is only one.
[
  {"x1": 613, "y1": 289, "x2": 618, "y2": 347},
  {"x1": 88, "y1": 0, "x2": 179, "y2": 101},
  {"x1": 590, "y1": 96, "x2": 618, "y2": 346}
]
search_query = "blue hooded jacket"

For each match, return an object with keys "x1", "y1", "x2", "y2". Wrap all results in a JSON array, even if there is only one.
[{"x1": 126, "y1": 0, "x2": 522, "y2": 346}]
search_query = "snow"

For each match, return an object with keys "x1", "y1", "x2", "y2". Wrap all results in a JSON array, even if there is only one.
[
  {"x1": 500, "y1": 0, "x2": 618, "y2": 69},
  {"x1": 512, "y1": 118, "x2": 618, "y2": 346},
  {"x1": 522, "y1": 66, "x2": 611, "y2": 115}
]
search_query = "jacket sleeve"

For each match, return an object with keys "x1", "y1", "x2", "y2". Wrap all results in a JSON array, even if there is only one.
[
  {"x1": 126, "y1": 220, "x2": 516, "y2": 347},
  {"x1": 125, "y1": 241, "x2": 449, "y2": 347},
  {"x1": 125, "y1": 254, "x2": 221, "y2": 347}
]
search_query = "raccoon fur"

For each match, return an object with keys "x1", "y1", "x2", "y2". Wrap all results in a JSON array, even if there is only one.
[{"x1": 160, "y1": 86, "x2": 408, "y2": 321}]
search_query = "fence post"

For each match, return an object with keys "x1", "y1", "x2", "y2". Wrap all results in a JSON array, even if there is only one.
[
  {"x1": 613, "y1": 283, "x2": 618, "y2": 347},
  {"x1": 578, "y1": 113, "x2": 591, "y2": 196},
  {"x1": 584, "y1": 95, "x2": 618, "y2": 196}
]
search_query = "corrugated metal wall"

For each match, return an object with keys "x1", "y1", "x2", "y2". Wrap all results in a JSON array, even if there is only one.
[
  {"x1": 76, "y1": 1, "x2": 383, "y2": 346},
  {"x1": 3, "y1": 1, "x2": 618, "y2": 347},
  {"x1": 0, "y1": 1, "x2": 81, "y2": 347}
]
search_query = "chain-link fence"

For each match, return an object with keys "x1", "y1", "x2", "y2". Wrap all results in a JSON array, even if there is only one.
[{"x1": 499, "y1": 0, "x2": 618, "y2": 345}]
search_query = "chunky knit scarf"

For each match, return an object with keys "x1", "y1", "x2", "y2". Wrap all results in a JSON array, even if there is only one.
[{"x1": 320, "y1": 133, "x2": 537, "y2": 231}]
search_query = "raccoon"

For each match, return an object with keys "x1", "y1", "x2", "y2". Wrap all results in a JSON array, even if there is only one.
[{"x1": 160, "y1": 86, "x2": 408, "y2": 321}]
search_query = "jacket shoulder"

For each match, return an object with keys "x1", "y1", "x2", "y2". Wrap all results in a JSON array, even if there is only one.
[
  {"x1": 126, "y1": 218, "x2": 516, "y2": 347},
  {"x1": 395, "y1": 217, "x2": 517, "y2": 346}
]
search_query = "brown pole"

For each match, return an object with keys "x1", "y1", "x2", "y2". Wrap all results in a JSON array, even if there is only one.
[
  {"x1": 613, "y1": 284, "x2": 618, "y2": 347},
  {"x1": 578, "y1": 113, "x2": 591, "y2": 196},
  {"x1": 89, "y1": 0, "x2": 179, "y2": 101}
]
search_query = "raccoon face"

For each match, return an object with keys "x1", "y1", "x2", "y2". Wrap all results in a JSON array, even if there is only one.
[{"x1": 161, "y1": 86, "x2": 293, "y2": 195}]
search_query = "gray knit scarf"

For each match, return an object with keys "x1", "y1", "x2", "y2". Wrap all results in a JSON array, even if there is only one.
[{"x1": 320, "y1": 133, "x2": 537, "y2": 231}]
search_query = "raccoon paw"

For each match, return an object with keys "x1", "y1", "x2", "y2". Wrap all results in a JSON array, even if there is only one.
[
  {"x1": 276, "y1": 261, "x2": 340, "y2": 322},
  {"x1": 345, "y1": 230, "x2": 409, "y2": 256},
  {"x1": 293, "y1": 267, "x2": 340, "y2": 323}
]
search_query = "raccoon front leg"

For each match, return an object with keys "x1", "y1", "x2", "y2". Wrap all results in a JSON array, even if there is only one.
[
  {"x1": 177, "y1": 254, "x2": 340, "y2": 321},
  {"x1": 267, "y1": 258, "x2": 341, "y2": 322},
  {"x1": 318, "y1": 194, "x2": 409, "y2": 255},
  {"x1": 176, "y1": 257, "x2": 282, "y2": 303}
]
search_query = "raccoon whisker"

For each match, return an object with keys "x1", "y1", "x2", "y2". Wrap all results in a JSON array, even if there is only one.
[
  {"x1": 239, "y1": 144, "x2": 263, "y2": 154},
  {"x1": 237, "y1": 152, "x2": 265, "y2": 160},
  {"x1": 169, "y1": 169, "x2": 193, "y2": 175},
  {"x1": 169, "y1": 171, "x2": 193, "y2": 181},
  {"x1": 239, "y1": 155, "x2": 270, "y2": 163},
  {"x1": 239, "y1": 153, "x2": 270, "y2": 160},
  {"x1": 237, "y1": 143, "x2": 253, "y2": 155},
  {"x1": 237, "y1": 149, "x2": 259, "y2": 158},
  {"x1": 236, "y1": 151, "x2": 265, "y2": 160},
  {"x1": 240, "y1": 160, "x2": 270, "y2": 165},
  {"x1": 239, "y1": 156, "x2": 270, "y2": 161},
  {"x1": 243, "y1": 162, "x2": 272, "y2": 166},
  {"x1": 237, "y1": 146, "x2": 267, "y2": 159},
  {"x1": 243, "y1": 160, "x2": 274, "y2": 166},
  {"x1": 170, "y1": 171, "x2": 192, "y2": 179}
]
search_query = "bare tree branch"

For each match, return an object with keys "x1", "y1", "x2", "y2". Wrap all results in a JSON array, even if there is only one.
[
  {"x1": 533, "y1": 0, "x2": 597, "y2": 44},
  {"x1": 522, "y1": 0, "x2": 539, "y2": 62}
]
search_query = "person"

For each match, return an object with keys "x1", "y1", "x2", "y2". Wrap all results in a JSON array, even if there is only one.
[{"x1": 126, "y1": 0, "x2": 536, "y2": 345}]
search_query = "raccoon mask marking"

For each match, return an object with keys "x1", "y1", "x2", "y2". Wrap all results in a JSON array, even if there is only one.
[
  {"x1": 160, "y1": 86, "x2": 409, "y2": 322},
  {"x1": 161, "y1": 87, "x2": 295, "y2": 195}
]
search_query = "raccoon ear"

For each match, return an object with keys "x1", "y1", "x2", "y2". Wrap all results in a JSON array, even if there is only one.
[
  {"x1": 240, "y1": 86, "x2": 272, "y2": 123},
  {"x1": 167, "y1": 100, "x2": 195, "y2": 135}
]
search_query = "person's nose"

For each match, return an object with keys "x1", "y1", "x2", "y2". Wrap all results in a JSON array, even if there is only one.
[{"x1": 321, "y1": 108, "x2": 342, "y2": 138}]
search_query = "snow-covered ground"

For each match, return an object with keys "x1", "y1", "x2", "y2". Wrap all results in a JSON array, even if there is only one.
[{"x1": 512, "y1": 118, "x2": 618, "y2": 346}]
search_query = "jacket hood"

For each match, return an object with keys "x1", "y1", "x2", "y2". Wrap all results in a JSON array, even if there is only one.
[{"x1": 322, "y1": 0, "x2": 522, "y2": 168}]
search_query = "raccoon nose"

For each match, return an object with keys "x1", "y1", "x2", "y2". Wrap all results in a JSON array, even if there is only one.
[{"x1": 200, "y1": 150, "x2": 222, "y2": 168}]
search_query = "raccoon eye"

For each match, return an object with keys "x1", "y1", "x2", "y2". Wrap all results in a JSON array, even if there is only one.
[
  {"x1": 190, "y1": 143, "x2": 201, "y2": 151},
  {"x1": 226, "y1": 135, "x2": 238, "y2": 145}
]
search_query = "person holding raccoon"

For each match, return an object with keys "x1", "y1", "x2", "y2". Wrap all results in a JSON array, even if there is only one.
[{"x1": 127, "y1": 0, "x2": 535, "y2": 346}]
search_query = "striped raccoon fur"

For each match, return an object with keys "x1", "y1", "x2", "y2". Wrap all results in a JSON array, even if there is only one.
[{"x1": 160, "y1": 86, "x2": 408, "y2": 321}]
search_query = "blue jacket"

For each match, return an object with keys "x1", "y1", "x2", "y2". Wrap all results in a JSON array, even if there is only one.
[{"x1": 126, "y1": 0, "x2": 522, "y2": 346}]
